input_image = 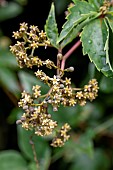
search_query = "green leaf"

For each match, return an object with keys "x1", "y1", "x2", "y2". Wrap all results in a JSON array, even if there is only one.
[
  {"x1": 104, "y1": 19, "x2": 113, "y2": 71},
  {"x1": 18, "y1": 70, "x2": 49, "y2": 94},
  {"x1": 17, "y1": 123, "x2": 51, "y2": 162},
  {"x1": 0, "y1": 2, "x2": 23, "y2": 22},
  {"x1": 60, "y1": 13, "x2": 99, "y2": 48},
  {"x1": 0, "y1": 67, "x2": 20, "y2": 97},
  {"x1": 0, "y1": 150, "x2": 27, "y2": 170},
  {"x1": 48, "y1": 105, "x2": 81, "y2": 127},
  {"x1": 28, "y1": 162, "x2": 37, "y2": 170},
  {"x1": 70, "y1": 149, "x2": 110, "y2": 170},
  {"x1": 99, "y1": 76, "x2": 113, "y2": 93},
  {"x1": 45, "y1": 3, "x2": 59, "y2": 49},
  {"x1": 7, "y1": 108, "x2": 22, "y2": 124},
  {"x1": 0, "y1": 50, "x2": 18, "y2": 69},
  {"x1": 88, "y1": 0, "x2": 104, "y2": 10},
  {"x1": 60, "y1": 17, "x2": 90, "y2": 48},
  {"x1": 76, "y1": 132, "x2": 94, "y2": 158},
  {"x1": 39, "y1": 148, "x2": 51, "y2": 170},
  {"x1": 106, "y1": 14, "x2": 113, "y2": 32},
  {"x1": 58, "y1": 1, "x2": 96, "y2": 43},
  {"x1": 107, "y1": 6, "x2": 113, "y2": 16},
  {"x1": 63, "y1": 130, "x2": 95, "y2": 162},
  {"x1": 88, "y1": 63, "x2": 96, "y2": 79},
  {"x1": 28, "y1": 147, "x2": 51, "y2": 170},
  {"x1": 80, "y1": 18, "x2": 113, "y2": 77},
  {"x1": 48, "y1": 102, "x2": 97, "y2": 128}
]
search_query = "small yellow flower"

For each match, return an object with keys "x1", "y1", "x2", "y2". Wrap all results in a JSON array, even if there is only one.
[
  {"x1": 30, "y1": 41, "x2": 39, "y2": 49},
  {"x1": 64, "y1": 77, "x2": 71, "y2": 85},
  {"x1": 69, "y1": 98, "x2": 76, "y2": 106},
  {"x1": 39, "y1": 30, "x2": 46, "y2": 38},
  {"x1": 76, "y1": 91, "x2": 83, "y2": 99},
  {"x1": 51, "y1": 75, "x2": 60, "y2": 85}
]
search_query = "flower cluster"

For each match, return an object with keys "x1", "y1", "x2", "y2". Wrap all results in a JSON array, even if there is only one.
[
  {"x1": 10, "y1": 22, "x2": 51, "y2": 68},
  {"x1": 51, "y1": 123, "x2": 71, "y2": 147},
  {"x1": 35, "y1": 70, "x2": 99, "y2": 109},
  {"x1": 11, "y1": 23, "x2": 99, "y2": 147},
  {"x1": 18, "y1": 105, "x2": 57, "y2": 136},
  {"x1": 17, "y1": 88, "x2": 71, "y2": 146}
]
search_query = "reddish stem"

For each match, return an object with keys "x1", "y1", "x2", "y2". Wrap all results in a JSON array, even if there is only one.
[{"x1": 61, "y1": 40, "x2": 81, "y2": 70}]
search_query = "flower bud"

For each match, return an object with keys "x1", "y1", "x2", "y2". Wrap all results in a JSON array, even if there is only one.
[
  {"x1": 16, "y1": 120, "x2": 22, "y2": 125},
  {"x1": 60, "y1": 84, "x2": 64, "y2": 89},
  {"x1": 21, "y1": 117, "x2": 26, "y2": 121},
  {"x1": 56, "y1": 75, "x2": 60, "y2": 79},
  {"x1": 66, "y1": 67, "x2": 74, "y2": 72},
  {"x1": 23, "y1": 105, "x2": 28, "y2": 110},
  {"x1": 53, "y1": 106, "x2": 58, "y2": 112},
  {"x1": 57, "y1": 53, "x2": 63, "y2": 60}
]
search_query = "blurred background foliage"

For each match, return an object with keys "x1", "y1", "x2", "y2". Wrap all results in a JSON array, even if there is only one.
[{"x1": 0, "y1": 0, "x2": 113, "y2": 170}]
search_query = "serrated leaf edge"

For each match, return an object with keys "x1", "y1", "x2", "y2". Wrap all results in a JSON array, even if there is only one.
[
  {"x1": 104, "y1": 18, "x2": 113, "y2": 71},
  {"x1": 57, "y1": 1, "x2": 97, "y2": 43},
  {"x1": 45, "y1": 3, "x2": 59, "y2": 49}
]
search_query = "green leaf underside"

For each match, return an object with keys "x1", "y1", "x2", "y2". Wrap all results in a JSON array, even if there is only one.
[
  {"x1": 107, "y1": 6, "x2": 113, "y2": 15},
  {"x1": 61, "y1": 13, "x2": 100, "y2": 48},
  {"x1": 58, "y1": 1, "x2": 96, "y2": 43},
  {"x1": 17, "y1": 124, "x2": 50, "y2": 161},
  {"x1": 70, "y1": 149, "x2": 110, "y2": 170},
  {"x1": 0, "y1": 50, "x2": 18, "y2": 69},
  {"x1": 45, "y1": 3, "x2": 59, "y2": 49},
  {"x1": 18, "y1": 71, "x2": 49, "y2": 94},
  {"x1": 100, "y1": 76, "x2": 113, "y2": 93},
  {"x1": 0, "y1": 150, "x2": 27, "y2": 170},
  {"x1": 0, "y1": 2, "x2": 23, "y2": 22},
  {"x1": 104, "y1": 19, "x2": 112, "y2": 70},
  {"x1": 106, "y1": 15, "x2": 113, "y2": 32},
  {"x1": 28, "y1": 148, "x2": 51, "y2": 170},
  {"x1": 80, "y1": 18, "x2": 113, "y2": 77},
  {"x1": 106, "y1": 6, "x2": 113, "y2": 22},
  {"x1": 0, "y1": 67, "x2": 20, "y2": 96}
]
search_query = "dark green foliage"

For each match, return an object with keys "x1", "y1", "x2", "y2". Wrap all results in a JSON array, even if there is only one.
[
  {"x1": 1, "y1": 0, "x2": 113, "y2": 170},
  {"x1": 45, "y1": 0, "x2": 113, "y2": 76}
]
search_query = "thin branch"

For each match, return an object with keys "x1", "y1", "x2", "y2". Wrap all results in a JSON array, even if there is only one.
[
  {"x1": 30, "y1": 136, "x2": 39, "y2": 170},
  {"x1": 57, "y1": 49, "x2": 62, "y2": 75},
  {"x1": 94, "y1": 117, "x2": 113, "y2": 135},
  {"x1": 61, "y1": 40, "x2": 81, "y2": 70},
  {"x1": 57, "y1": 58, "x2": 60, "y2": 75},
  {"x1": 2, "y1": 87, "x2": 18, "y2": 106}
]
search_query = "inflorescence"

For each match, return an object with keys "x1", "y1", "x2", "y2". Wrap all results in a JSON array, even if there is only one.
[{"x1": 10, "y1": 23, "x2": 99, "y2": 147}]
